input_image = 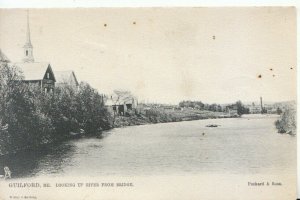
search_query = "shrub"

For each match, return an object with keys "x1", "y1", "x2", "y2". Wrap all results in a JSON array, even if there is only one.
[
  {"x1": 0, "y1": 63, "x2": 111, "y2": 155},
  {"x1": 275, "y1": 108, "x2": 296, "y2": 135}
]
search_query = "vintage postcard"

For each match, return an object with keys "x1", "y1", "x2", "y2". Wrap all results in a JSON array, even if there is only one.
[{"x1": 0, "y1": 7, "x2": 297, "y2": 200}]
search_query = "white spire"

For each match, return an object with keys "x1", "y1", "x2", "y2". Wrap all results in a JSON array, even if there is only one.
[{"x1": 23, "y1": 10, "x2": 34, "y2": 63}]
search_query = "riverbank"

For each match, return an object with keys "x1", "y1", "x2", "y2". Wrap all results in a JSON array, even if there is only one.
[
  {"x1": 275, "y1": 108, "x2": 296, "y2": 135},
  {"x1": 113, "y1": 108, "x2": 237, "y2": 127},
  {"x1": 0, "y1": 115, "x2": 295, "y2": 181},
  {"x1": 0, "y1": 109, "x2": 235, "y2": 157}
]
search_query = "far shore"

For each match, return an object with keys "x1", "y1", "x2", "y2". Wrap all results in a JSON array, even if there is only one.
[
  {"x1": 0, "y1": 112, "x2": 279, "y2": 157},
  {"x1": 112, "y1": 108, "x2": 239, "y2": 128}
]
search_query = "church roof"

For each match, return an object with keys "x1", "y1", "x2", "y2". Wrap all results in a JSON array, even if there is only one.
[
  {"x1": 0, "y1": 49, "x2": 10, "y2": 63},
  {"x1": 13, "y1": 62, "x2": 55, "y2": 81},
  {"x1": 54, "y1": 70, "x2": 79, "y2": 86}
]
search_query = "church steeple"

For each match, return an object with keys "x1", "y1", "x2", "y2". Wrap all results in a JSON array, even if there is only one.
[{"x1": 23, "y1": 10, "x2": 34, "y2": 63}]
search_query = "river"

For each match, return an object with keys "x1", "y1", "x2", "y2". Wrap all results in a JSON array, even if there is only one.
[{"x1": 0, "y1": 114, "x2": 295, "y2": 178}]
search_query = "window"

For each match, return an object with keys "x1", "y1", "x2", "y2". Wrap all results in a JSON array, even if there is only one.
[
  {"x1": 47, "y1": 73, "x2": 50, "y2": 79},
  {"x1": 26, "y1": 50, "x2": 28, "y2": 56},
  {"x1": 44, "y1": 88, "x2": 47, "y2": 93}
]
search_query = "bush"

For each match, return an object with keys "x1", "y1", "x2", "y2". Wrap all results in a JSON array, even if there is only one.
[
  {"x1": 0, "y1": 64, "x2": 55, "y2": 154},
  {"x1": 236, "y1": 100, "x2": 250, "y2": 116},
  {"x1": 0, "y1": 63, "x2": 111, "y2": 155},
  {"x1": 275, "y1": 108, "x2": 296, "y2": 135}
]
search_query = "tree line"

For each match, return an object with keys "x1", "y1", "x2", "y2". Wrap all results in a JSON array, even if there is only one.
[
  {"x1": 178, "y1": 100, "x2": 249, "y2": 115},
  {"x1": 0, "y1": 63, "x2": 111, "y2": 155},
  {"x1": 179, "y1": 100, "x2": 223, "y2": 112}
]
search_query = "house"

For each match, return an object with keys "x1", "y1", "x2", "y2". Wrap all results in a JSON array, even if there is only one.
[
  {"x1": 14, "y1": 62, "x2": 56, "y2": 93},
  {"x1": 54, "y1": 70, "x2": 79, "y2": 89},
  {"x1": 247, "y1": 103, "x2": 262, "y2": 114},
  {"x1": 225, "y1": 104, "x2": 238, "y2": 116},
  {"x1": 3, "y1": 12, "x2": 81, "y2": 94},
  {"x1": 11, "y1": 11, "x2": 56, "y2": 93},
  {"x1": 1, "y1": 48, "x2": 56, "y2": 94},
  {"x1": 105, "y1": 94, "x2": 138, "y2": 115}
]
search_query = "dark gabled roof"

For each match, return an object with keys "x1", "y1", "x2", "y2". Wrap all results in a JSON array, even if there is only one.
[{"x1": 14, "y1": 62, "x2": 56, "y2": 81}]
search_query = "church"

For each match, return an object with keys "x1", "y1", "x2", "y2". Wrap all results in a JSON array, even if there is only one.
[{"x1": 12, "y1": 11, "x2": 78, "y2": 92}]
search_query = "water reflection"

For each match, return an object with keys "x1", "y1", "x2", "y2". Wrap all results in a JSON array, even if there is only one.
[
  {"x1": 0, "y1": 115, "x2": 296, "y2": 179},
  {"x1": 0, "y1": 141, "x2": 75, "y2": 179}
]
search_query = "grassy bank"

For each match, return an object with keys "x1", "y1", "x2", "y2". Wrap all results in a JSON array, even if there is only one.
[{"x1": 113, "y1": 108, "x2": 236, "y2": 127}]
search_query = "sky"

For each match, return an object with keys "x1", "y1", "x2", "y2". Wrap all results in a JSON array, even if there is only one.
[{"x1": 0, "y1": 8, "x2": 296, "y2": 104}]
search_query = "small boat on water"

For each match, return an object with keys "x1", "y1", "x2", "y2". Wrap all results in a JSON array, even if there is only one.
[{"x1": 206, "y1": 124, "x2": 219, "y2": 128}]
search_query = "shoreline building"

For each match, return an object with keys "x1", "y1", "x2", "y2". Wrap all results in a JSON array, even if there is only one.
[
  {"x1": 11, "y1": 11, "x2": 79, "y2": 93},
  {"x1": 14, "y1": 62, "x2": 56, "y2": 93},
  {"x1": 14, "y1": 11, "x2": 56, "y2": 93},
  {"x1": 105, "y1": 94, "x2": 138, "y2": 115},
  {"x1": 54, "y1": 70, "x2": 79, "y2": 90}
]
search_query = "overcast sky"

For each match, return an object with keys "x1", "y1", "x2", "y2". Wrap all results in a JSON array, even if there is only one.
[{"x1": 0, "y1": 8, "x2": 296, "y2": 104}]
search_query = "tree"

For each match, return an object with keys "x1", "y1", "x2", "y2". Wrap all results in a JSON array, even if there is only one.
[
  {"x1": 236, "y1": 100, "x2": 249, "y2": 116},
  {"x1": 0, "y1": 63, "x2": 24, "y2": 120},
  {"x1": 76, "y1": 82, "x2": 111, "y2": 134},
  {"x1": 0, "y1": 63, "x2": 112, "y2": 154},
  {"x1": 0, "y1": 63, "x2": 54, "y2": 154},
  {"x1": 112, "y1": 90, "x2": 134, "y2": 104},
  {"x1": 276, "y1": 107, "x2": 283, "y2": 115},
  {"x1": 275, "y1": 108, "x2": 296, "y2": 135}
]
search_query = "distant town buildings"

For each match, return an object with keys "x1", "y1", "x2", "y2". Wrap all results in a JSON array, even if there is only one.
[
  {"x1": 225, "y1": 104, "x2": 238, "y2": 116},
  {"x1": 244, "y1": 97, "x2": 291, "y2": 114},
  {"x1": 248, "y1": 103, "x2": 262, "y2": 114}
]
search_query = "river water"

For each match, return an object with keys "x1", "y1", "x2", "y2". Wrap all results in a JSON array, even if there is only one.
[{"x1": 0, "y1": 114, "x2": 296, "y2": 178}]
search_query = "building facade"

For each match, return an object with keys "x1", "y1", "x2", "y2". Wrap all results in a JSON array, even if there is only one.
[
  {"x1": 13, "y1": 12, "x2": 56, "y2": 93},
  {"x1": 14, "y1": 62, "x2": 56, "y2": 93},
  {"x1": 105, "y1": 95, "x2": 138, "y2": 115},
  {"x1": 4, "y1": 11, "x2": 80, "y2": 93},
  {"x1": 54, "y1": 70, "x2": 79, "y2": 90}
]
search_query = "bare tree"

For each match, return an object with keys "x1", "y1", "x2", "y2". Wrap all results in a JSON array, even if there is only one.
[{"x1": 112, "y1": 90, "x2": 134, "y2": 105}]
